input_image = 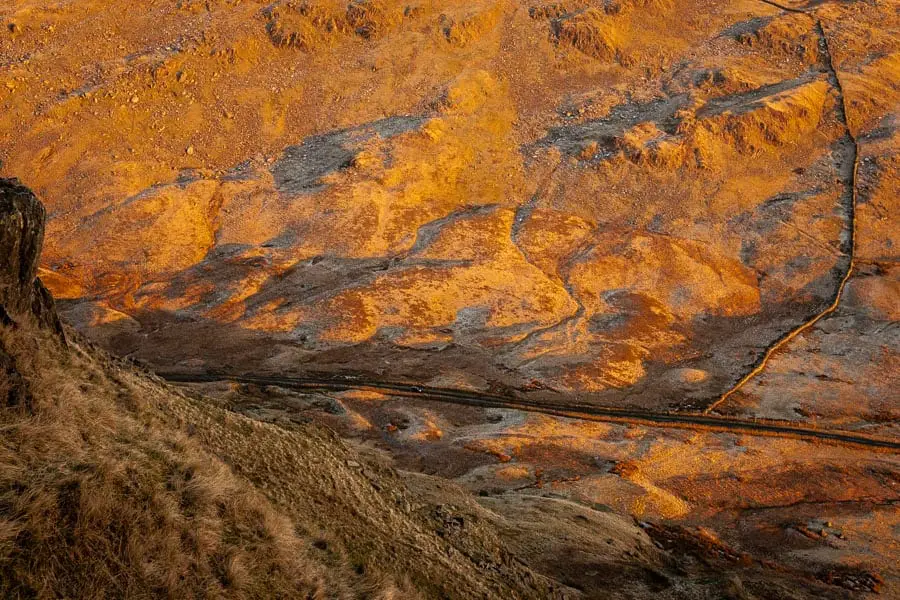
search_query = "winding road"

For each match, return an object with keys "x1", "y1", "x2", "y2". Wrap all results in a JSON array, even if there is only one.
[
  {"x1": 161, "y1": 372, "x2": 900, "y2": 452},
  {"x1": 158, "y1": 4, "x2": 892, "y2": 455}
]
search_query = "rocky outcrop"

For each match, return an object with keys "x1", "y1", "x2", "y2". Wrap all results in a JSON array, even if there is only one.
[{"x1": 0, "y1": 178, "x2": 63, "y2": 337}]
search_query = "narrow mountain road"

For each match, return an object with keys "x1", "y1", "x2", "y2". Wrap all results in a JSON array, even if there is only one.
[
  {"x1": 159, "y1": 5, "x2": 887, "y2": 454},
  {"x1": 160, "y1": 372, "x2": 900, "y2": 452}
]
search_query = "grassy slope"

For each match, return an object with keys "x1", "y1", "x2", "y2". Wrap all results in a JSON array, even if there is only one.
[{"x1": 0, "y1": 322, "x2": 571, "y2": 599}]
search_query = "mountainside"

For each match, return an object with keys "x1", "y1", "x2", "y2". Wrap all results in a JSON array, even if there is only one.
[
  {"x1": 1, "y1": 0, "x2": 898, "y2": 597},
  {"x1": 7, "y1": 180, "x2": 884, "y2": 599},
  {"x1": 2, "y1": 0, "x2": 896, "y2": 420},
  {"x1": 6, "y1": 177, "x2": 881, "y2": 599},
  {"x1": 1, "y1": 177, "x2": 587, "y2": 598}
]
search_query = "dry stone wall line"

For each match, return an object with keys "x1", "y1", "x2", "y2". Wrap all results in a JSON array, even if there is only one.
[{"x1": 704, "y1": 13, "x2": 860, "y2": 414}]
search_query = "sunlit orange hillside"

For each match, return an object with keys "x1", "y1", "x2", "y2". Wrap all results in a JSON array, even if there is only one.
[
  {"x1": 1, "y1": 0, "x2": 898, "y2": 597},
  {"x1": 2, "y1": 0, "x2": 897, "y2": 415}
]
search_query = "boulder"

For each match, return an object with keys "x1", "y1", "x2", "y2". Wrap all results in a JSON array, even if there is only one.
[{"x1": 0, "y1": 178, "x2": 64, "y2": 337}]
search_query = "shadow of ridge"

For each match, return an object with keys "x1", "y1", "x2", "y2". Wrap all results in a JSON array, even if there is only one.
[
  {"x1": 620, "y1": 283, "x2": 869, "y2": 414},
  {"x1": 271, "y1": 115, "x2": 426, "y2": 195},
  {"x1": 131, "y1": 248, "x2": 476, "y2": 328},
  {"x1": 56, "y1": 304, "x2": 541, "y2": 394},
  {"x1": 55, "y1": 254, "x2": 873, "y2": 417},
  {"x1": 535, "y1": 94, "x2": 690, "y2": 156},
  {"x1": 504, "y1": 265, "x2": 859, "y2": 412}
]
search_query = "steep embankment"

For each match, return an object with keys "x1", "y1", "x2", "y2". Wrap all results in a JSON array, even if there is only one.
[{"x1": 0, "y1": 178, "x2": 575, "y2": 599}]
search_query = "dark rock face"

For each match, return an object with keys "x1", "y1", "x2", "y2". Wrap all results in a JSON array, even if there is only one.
[
  {"x1": 0, "y1": 178, "x2": 64, "y2": 411},
  {"x1": 0, "y1": 178, "x2": 63, "y2": 336},
  {"x1": 0, "y1": 178, "x2": 46, "y2": 310}
]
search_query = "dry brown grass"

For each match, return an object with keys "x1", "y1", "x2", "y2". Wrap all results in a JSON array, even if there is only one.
[
  {"x1": 0, "y1": 321, "x2": 570, "y2": 599},
  {"x1": 0, "y1": 325, "x2": 346, "y2": 599}
]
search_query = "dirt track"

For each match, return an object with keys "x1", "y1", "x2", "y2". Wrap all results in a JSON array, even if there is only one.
[{"x1": 161, "y1": 372, "x2": 900, "y2": 452}]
